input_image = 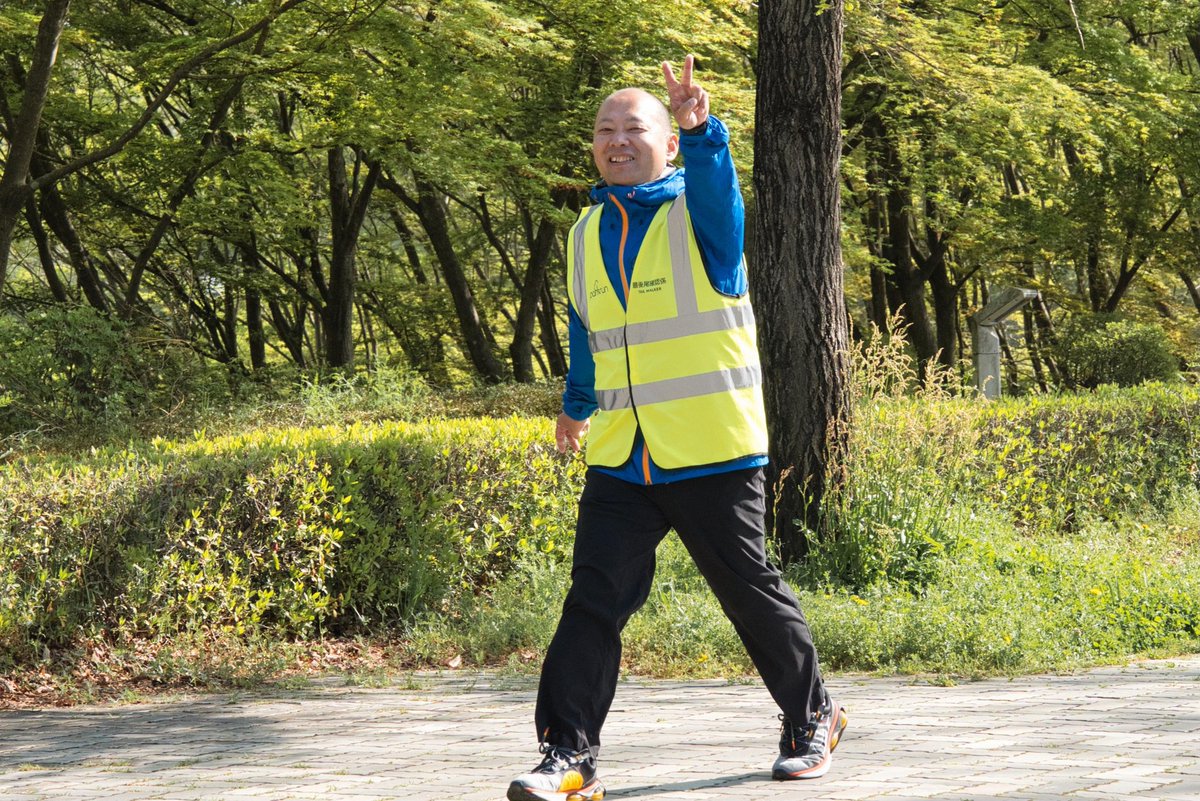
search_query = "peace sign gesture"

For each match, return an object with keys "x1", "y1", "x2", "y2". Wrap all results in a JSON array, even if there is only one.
[{"x1": 662, "y1": 55, "x2": 709, "y2": 131}]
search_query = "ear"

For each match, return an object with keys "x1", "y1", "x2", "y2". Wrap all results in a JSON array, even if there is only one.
[{"x1": 666, "y1": 132, "x2": 680, "y2": 162}]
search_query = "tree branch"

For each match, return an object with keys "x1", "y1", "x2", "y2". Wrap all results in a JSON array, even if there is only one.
[{"x1": 30, "y1": 0, "x2": 309, "y2": 192}]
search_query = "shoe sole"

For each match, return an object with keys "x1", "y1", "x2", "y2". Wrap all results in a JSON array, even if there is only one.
[
  {"x1": 772, "y1": 703, "x2": 848, "y2": 780},
  {"x1": 507, "y1": 779, "x2": 606, "y2": 801}
]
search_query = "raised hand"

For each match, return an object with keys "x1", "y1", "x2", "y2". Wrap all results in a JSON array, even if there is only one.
[{"x1": 662, "y1": 55, "x2": 709, "y2": 131}]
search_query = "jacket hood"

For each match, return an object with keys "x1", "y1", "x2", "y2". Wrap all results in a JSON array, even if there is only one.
[{"x1": 589, "y1": 166, "x2": 685, "y2": 208}]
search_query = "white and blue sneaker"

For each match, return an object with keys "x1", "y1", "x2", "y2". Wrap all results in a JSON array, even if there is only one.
[
  {"x1": 772, "y1": 696, "x2": 848, "y2": 780},
  {"x1": 508, "y1": 744, "x2": 605, "y2": 801}
]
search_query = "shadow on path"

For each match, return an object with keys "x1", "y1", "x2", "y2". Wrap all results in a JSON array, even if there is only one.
[
  {"x1": 0, "y1": 700, "x2": 298, "y2": 769},
  {"x1": 608, "y1": 772, "x2": 769, "y2": 797}
]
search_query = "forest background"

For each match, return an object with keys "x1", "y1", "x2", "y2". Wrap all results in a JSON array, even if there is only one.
[
  {"x1": 1, "y1": 0, "x2": 1199, "y2": 705},
  {"x1": 2, "y1": 0, "x2": 1200, "y2": 409}
]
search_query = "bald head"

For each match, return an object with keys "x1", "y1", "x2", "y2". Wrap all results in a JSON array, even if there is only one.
[
  {"x1": 592, "y1": 88, "x2": 679, "y2": 186},
  {"x1": 596, "y1": 88, "x2": 672, "y2": 132}
]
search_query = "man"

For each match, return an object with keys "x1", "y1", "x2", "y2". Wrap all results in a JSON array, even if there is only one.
[{"x1": 507, "y1": 56, "x2": 846, "y2": 801}]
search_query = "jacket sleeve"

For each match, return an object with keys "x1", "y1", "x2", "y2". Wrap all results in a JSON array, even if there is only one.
[
  {"x1": 678, "y1": 116, "x2": 747, "y2": 297},
  {"x1": 561, "y1": 302, "x2": 598, "y2": 420}
]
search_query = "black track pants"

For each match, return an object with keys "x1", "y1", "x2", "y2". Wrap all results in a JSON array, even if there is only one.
[{"x1": 534, "y1": 467, "x2": 825, "y2": 755}]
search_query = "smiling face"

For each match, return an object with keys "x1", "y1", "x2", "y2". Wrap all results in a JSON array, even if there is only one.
[{"x1": 592, "y1": 89, "x2": 678, "y2": 187}]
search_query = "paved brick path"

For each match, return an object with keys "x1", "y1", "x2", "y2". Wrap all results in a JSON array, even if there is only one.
[{"x1": 1, "y1": 656, "x2": 1198, "y2": 801}]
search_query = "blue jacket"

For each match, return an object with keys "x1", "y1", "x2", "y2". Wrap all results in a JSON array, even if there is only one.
[{"x1": 562, "y1": 116, "x2": 769, "y2": 485}]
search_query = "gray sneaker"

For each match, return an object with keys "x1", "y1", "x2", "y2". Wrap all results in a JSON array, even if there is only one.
[
  {"x1": 507, "y1": 744, "x2": 605, "y2": 801},
  {"x1": 772, "y1": 696, "x2": 847, "y2": 780}
]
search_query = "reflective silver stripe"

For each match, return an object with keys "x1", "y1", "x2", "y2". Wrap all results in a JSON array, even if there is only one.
[
  {"x1": 597, "y1": 367, "x2": 761, "y2": 411},
  {"x1": 588, "y1": 326, "x2": 626, "y2": 354},
  {"x1": 570, "y1": 205, "x2": 602, "y2": 331},
  {"x1": 589, "y1": 305, "x2": 755, "y2": 354},
  {"x1": 595, "y1": 386, "x2": 632, "y2": 411},
  {"x1": 667, "y1": 195, "x2": 698, "y2": 316},
  {"x1": 625, "y1": 304, "x2": 755, "y2": 347},
  {"x1": 631, "y1": 364, "x2": 761, "y2": 408}
]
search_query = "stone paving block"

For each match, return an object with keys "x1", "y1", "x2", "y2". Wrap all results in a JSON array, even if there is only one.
[{"x1": 3, "y1": 654, "x2": 1200, "y2": 800}]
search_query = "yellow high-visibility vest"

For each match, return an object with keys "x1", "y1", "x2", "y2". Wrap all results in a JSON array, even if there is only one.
[{"x1": 566, "y1": 193, "x2": 768, "y2": 470}]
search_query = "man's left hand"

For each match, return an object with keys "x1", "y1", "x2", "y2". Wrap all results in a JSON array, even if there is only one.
[{"x1": 662, "y1": 54, "x2": 709, "y2": 131}]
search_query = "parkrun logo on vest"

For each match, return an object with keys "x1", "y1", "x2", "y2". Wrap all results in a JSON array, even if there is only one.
[
  {"x1": 589, "y1": 280, "x2": 609, "y2": 299},
  {"x1": 631, "y1": 277, "x2": 666, "y2": 293}
]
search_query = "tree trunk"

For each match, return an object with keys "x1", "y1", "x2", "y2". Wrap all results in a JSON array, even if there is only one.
[
  {"x1": 510, "y1": 214, "x2": 559, "y2": 382},
  {"x1": 324, "y1": 147, "x2": 381, "y2": 370},
  {"x1": 1062, "y1": 142, "x2": 1109, "y2": 311},
  {"x1": 753, "y1": 0, "x2": 849, "y2": 565},
  {"x1": 23, "y1": 197, "x2": 69, "y2": 302},
  {"x1": 222, "y1": 282, "x2": 240, "y2": 364},
  {"x1": 862, "y1": 116, "x2": 890, "y2": 333},
  {"x1": 413, "y1": 179, "x2": 506, "y2": 383},
  {"x1": 34, "y1": 168, "x2": 110, "y2": 311},
  {"x1": 928, "y1": 256, "x2": 958, "y2": 368},
  {"x1": 0, "y1": 0, "x2": 71, "y2": 298},
  {"x1": 538, "y1": 278, "x2": 567, "y2": 377},
  {"x1": 881, "y1": 141, "x2": 937, "y2": 366},
  {"x1": 245, "y1": 286, "x2": 267, "y2": 371}
]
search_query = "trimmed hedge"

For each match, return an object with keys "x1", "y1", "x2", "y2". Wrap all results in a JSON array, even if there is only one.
[
  {"x1": 973, "y1": 383, "x2": 1200, "y2": 532},
  {"x1": 2, "y1": 384, "x2": 1197, "y2": 670},
  {"x1": 0, "y1": 419, "x2": 581, "y2": 658}
]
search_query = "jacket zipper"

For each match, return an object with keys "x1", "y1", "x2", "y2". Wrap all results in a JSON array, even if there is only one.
[{"x1": 609, "y1": 196, "x2": 652, "y2": 486}]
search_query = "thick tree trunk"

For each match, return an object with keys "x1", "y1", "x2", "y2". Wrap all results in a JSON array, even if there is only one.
[{"x1": 753, "y1": 0, "x2": 849, "y2": 565}]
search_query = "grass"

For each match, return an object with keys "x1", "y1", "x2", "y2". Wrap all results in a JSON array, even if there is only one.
[
  {"x1": 2, "y1": 334, "x2": 1198, "y2": 707},
  {"x1": 399, "y1": 487, "x2": 1200, "y2": 682},
  {"x1": 3, "y1": 490, "x2": 1197, "y2": 707}
]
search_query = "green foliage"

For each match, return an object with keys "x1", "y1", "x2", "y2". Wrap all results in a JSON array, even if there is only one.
[
  {"x1": 0, "y1": 306, "x2": 227, "y2": 441},
  {"x1": 975, "y1": 384, "x2": 1200, "y2": 533},
  {"x1": 800, "y1": 330, "x2": 975, "y2": 590},
  {"x1": 800, "y1": 321, "x2": 1198, "y2": 593},
  {"x1": 1053, "y1": 315, "x2": 1180, "y2": 388},
  {"x1": 0, "y1": 418, "x2": 580, "y2": 657},
  {"x1": 3, "y1": 381, "x2": 1199, "y2": 685},
  {"x1": 805, "y1": 495, "x2": 1200, "y2": 674}
]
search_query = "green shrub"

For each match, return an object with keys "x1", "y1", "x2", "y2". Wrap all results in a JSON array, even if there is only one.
[
  {"x1": 4, "y1": 376, "x2": 1200, "y2": 683},
  {"x1": 0, "y1": 418, "x2": 581, "y2": 655},
  {"x1": 1053, "y1": 315, "x2": 1179, "y2": 388},
  {"x1": 802, "y1": 495, "x2": 1200, "y2": 675},
  {"x1": 800, "y1": 397, "x2": 976, "y2": 590},
  {"x1": 803, "y1": 325, "x2": 1198, "y2": 585},
  {"x1": 0, "y1": 305, "x2": 229, "y2": 441},
  {"x1": 800, "y1": 327, "x2": 976, "y2": 590},
  {"x1": 973, "y1": 384, "x2": 1200, "y2": 532}
]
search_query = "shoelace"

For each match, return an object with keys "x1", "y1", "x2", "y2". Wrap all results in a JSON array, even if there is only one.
[
  {"x1": 535, "y1": 744, "x2": 576, "y2": 773},
  {"x1": 778, "y1": 714, "x2": 816, "y2": 754}
]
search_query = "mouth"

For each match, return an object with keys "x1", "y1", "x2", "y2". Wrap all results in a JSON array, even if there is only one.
[{"x1": 608, "y1": 155, "x2": 634, "y2": 164}]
